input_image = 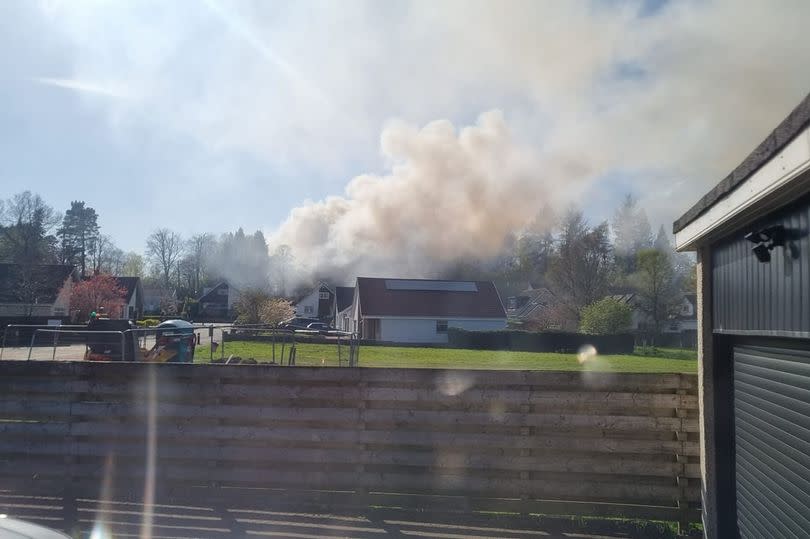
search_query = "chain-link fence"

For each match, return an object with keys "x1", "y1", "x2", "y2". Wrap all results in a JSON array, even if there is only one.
[{"x1": 0, "y1": 322, "x2": 360, "y2": 367}]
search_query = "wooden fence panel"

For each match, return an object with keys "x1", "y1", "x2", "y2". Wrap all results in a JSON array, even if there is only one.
[{"x1": 0, "y1": 361, "x2": 701, "y2": 523}]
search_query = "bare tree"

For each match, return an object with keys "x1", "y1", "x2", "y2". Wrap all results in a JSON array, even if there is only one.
[
  {"x1": 546, "y1": 209, "x2": 614, "y2": 321},
  {"x1": 146, "y1": 229, "x2": 184, "y2": 289},
  {"x1": 0, "y1": 191, "x2": 60, "y2": 265},
  {"x1": 184, "y1": 233, "x2": 213, "y2": 296},
  {"x1": 121, "y1": 252, "x2": 145, "y2": 278},
  {"x1": 88, "y1": 234, "x2": 125, "y2": 275},
  {"x1": 270, "y1": 244, "x2": 293, "y2": 296}
]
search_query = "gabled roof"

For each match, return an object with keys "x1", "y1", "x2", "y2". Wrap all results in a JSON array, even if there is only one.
[
  {"x1": 293, "y1": 281, "x2": 334, "y2": 305},
  {"x1": 507, "y1": 287, "x2": 559, "y2": 319},
  {"x1": 608, "y1": 293, "x2": 639, "y2": 306},
  {"x1": 0, "y1": 264, "x2": 77, "y2": 303},
  {"x1": 335, "y1": 286, "x2": 354, "y2": 312},
  {"x1": 113, "y1": 276, "x2": 141, "y2": 303},
  {"x1": 356, "y1": 277, "x2": 506, "y2": 319},
  {"x1": 198, "y1": 282, "x2": 229, "y2": 304}
]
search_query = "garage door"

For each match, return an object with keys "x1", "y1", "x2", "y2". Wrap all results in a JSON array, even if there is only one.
[{"x1": 734, "y1": 344, "x2": 810, "y2": 538}]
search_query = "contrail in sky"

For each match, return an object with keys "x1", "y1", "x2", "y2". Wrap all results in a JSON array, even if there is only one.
[
  {"x1": 34, "y1": 77, "x2": 130, "y2": 98},
  {"x1": 202, "y1": 0, "x2": 332, "y2": 109}
]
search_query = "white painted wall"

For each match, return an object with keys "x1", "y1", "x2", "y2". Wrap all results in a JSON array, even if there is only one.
[
  {"x1": 294, "y1": 289, "x2": 320, "y2": 317},
  {"x1": 378, "y1": 317, "x2": 506, "y2": 343},
  {"x1": 52, "y1": 276, "x2": 74, "y2": 317},
  {"x1": 336, "y1": 306, "x2": 353, "y2": 332},
  {"x1": 120, "y1": 293, "x2": 139, "y2": 320}
]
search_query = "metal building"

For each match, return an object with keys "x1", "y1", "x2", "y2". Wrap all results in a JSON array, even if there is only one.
[{"x1": 674, "y1": 93, "x2": 810, "y2": 538}]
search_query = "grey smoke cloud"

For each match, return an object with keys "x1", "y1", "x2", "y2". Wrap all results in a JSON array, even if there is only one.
[
  {"x1": 29, "y1": 0, "x2": 810, "y2": 276},
  {"x1": 271, "y1": 111, "x2": 568, "y2": 278}
]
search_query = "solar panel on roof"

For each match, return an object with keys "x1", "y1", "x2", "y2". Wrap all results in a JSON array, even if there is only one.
[{"x1": 384, "y1": 280, "x2": 478, "y2": 292}]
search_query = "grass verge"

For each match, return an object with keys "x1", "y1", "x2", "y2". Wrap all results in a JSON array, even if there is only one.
[{"x1": 197, "y1": 341, "x2": 697, "y2": 372}]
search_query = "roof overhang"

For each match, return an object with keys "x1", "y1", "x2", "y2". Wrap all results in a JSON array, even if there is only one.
[
  {"x1": 674, "y1": 91, "x2": 810, "y2": 251},
  {"x1": 675, "y1": 126, "x2": 810, "y2": 251}
]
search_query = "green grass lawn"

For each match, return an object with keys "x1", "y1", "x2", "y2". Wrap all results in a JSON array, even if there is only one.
[{"x1": 197, "y1": 341, "x2": 697, "y2": 373}]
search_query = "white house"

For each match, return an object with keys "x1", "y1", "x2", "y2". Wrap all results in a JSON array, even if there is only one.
[
  {"x1": 113, "y1": 277, "x2": 143, "y2": 320},
  {"x1": 142, "y1": 286, "x2": 177, "y2": 315},
  {"x1": 351, "y1": 277, "x2": 507, "y2": 343},
  {"x1": 293, "y1": 282, "x2": 335, "y2": 322}
]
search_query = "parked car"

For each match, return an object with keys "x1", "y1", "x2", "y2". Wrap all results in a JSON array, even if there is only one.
[
  {"x1": 279, "y1": 317, "x2": 321, "y2": 330},
  {"x1": 306, "y1": 322, "x2": 334, "y2": 335}
]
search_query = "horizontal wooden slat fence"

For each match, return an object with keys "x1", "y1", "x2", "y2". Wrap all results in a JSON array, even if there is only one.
[{"x1": 0, "y1": 361, "x2": 701, "y2": 527}]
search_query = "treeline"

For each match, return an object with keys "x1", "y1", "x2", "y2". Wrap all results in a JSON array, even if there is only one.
[
  {"x1": 0, "y1": 191, "x2": 293, "y2": 307},
  {"x1": 442, "y1": 195, "x2": 695, "y2": 334},
  {"x1": 0, "y1": 192, "x2": 142, "y2": 277},
  {"x1": 1, "y1": 190, "x2": 694, "y2": 335}
]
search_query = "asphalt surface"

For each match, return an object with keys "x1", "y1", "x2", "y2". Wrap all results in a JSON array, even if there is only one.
[{"x1": 0, "y1": 489, "x2": 657, "y2": 539}]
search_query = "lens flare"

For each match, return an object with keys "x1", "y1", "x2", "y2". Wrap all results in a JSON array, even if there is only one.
[{"x1": 577, "y1": 344, "x2": 597, "y2": 364}]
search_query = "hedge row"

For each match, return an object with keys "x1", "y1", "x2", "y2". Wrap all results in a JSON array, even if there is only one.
[{"x1": 447, "y1": 328, "x2": 635, "y2": 355}]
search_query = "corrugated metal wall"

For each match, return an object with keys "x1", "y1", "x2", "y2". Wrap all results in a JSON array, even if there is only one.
[
  {"x1": 733, "y1": 344, "x2": 810, "y2": 538},
  {"x1": 712, "y1": 196, "x2": 810, "y2": 336}
]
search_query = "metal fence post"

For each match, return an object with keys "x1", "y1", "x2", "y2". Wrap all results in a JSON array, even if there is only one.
[{"x1": 27, "y1": 330, "x2": 37, "y2": 360}]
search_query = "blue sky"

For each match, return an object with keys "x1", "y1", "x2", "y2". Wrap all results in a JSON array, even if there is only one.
[{"x1": 2, "y1": 0, "x2": 810, "y2": 275}]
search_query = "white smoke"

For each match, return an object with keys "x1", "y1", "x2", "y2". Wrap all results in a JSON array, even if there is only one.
[
  {"x1": 270, "y1": 111, "x2": 578, "y2": 279},
  {"x1": 26, "y1": 0, "x2": 810, "y2": 269}
]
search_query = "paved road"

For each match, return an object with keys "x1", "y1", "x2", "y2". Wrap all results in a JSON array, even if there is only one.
[
  {"x1": 0, "y1": 344, "x2": 88, "y2": 361},
  {"x1": 0, "y1": 489, "x2": 654, "y2": 539}
]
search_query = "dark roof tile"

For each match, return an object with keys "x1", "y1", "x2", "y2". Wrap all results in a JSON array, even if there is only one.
[
  {"x1": 356, "y1": 277, "x2": 506, "y2": 318},
  {"x1": 0, "y1": 264, "x2": 76, "y2": 303},
  {"x1": 335, "y1": 286, "x2": 354, "y2": 312}
]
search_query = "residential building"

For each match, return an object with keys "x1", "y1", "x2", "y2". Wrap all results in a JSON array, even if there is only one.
[
  {"x1": 673, "y1": 89, "x2": 810, "y2": 538},
  {"x1": 198, "y1": 282, "x2": 240, "y2": 319},
  {"x1": 293, "y1": 282, "x2": 335, "y2": 323},
  {"x1": 0, "y1": 264, "x2": 78, "y2": 319},
  {"x1": 351, "y1": 277, "x2": 507, "y2": 343},
  {"x1": 609, "y1": 292, "x2": 697, "y2": 346},
  {"x1": 112, "y1": 276, "x2": 143, "y2": 320},
  {"x1": 505, "y1": 286, "x2": 577, "y2": 331},
  {"x1": 142, "y1": 286, "x2": 177, "y2": 315}
]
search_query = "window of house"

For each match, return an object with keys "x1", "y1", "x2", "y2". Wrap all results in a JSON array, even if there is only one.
[
  {"x1": 218, "y1": 288, "x2": 228, "y2": 295},
  {"x1": 436, "y1": 320, "x2": 448, "y2": 334},
  {"x1": 304, "y1": 305, "x2": 313, "y2": 314},
  {"x1": 319, "y1": 291, "x2": 330, "y2": 300}
]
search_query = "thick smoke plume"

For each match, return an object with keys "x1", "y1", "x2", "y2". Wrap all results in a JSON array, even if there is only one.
[{"x1": 270, "y1": 112, "x2": 571, "y2": 281}]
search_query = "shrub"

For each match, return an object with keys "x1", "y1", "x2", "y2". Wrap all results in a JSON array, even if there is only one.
[
  {"x1": 579, "y1": 298, "x2": 632, "y2": 335},
  {"x1": 235, "y1": 289, "x2": 294, "y2": 326},
  {"x1": 137, "y1": 318, "x2": 161, "y2": 327}
]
